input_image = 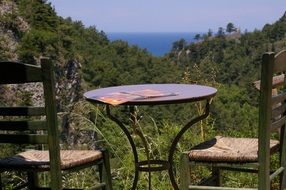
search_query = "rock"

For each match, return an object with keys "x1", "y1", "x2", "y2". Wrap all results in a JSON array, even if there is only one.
[{"x1": 0, "y1": 0, "x2": 29, "y2": 60}]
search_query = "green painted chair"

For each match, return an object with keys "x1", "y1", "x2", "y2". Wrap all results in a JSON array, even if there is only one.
[
  {"x1": 179, "y1": 50, "x2": 286, "y2": 190},
  {"x1": 0, "y1": 59, "x2": 112, "y2": 190}
]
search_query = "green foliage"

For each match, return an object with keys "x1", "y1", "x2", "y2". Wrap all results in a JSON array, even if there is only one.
[
  {"x1": 18, "y1": 29, "x2": 59, "y2": 63},
  {"x1": 0, "y1": 12, "x2": 23, "y2": 38},
  {"x1": 212, "y1": 85, "x2": 258, "y2": 137},
  {"x1": 217, "y1": 27, "x2": 225, "y2": 37},
  {"x1": 226, "y1": 22, "x2": 236, "y2": 33},
  {"x1": 172, "y1": 38, "x2": 187, "y2": 51},
  {"x1": 1, "y1": 0, "x2": 286, "y2": 189},
  {"x1": 194, "y1": 34, "x2": 201, "y2": 41},
  {"x1": 15, "y1": 0, "x2": 60, "y2": 63},
  {"x1": 17, "y1": 0, "x2": 58, "y2": 31}
]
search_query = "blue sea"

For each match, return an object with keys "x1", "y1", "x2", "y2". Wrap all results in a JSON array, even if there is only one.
[{"x1": 107, "y1": 32, "x2": 197, "y2": 57}]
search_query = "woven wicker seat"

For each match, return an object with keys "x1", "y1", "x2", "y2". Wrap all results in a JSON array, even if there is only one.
[
  {"x1": 0, "y1": 150, "x2": 103, "y2": 171},
  {"x1": 189, "y1": 136, "x2": 279, "y2": 162},
  {"x1": 179, "y1": 50, "x2": 286, "y2": 190},
  {"x1": 0, "y1": 60, "x2": 112, "y2": 190}
]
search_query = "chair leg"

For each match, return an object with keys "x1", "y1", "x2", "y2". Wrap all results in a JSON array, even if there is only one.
[
  {"x1": 280, "y1": 170, "x2": 286, "y2": 190},
  {"x1": 211, "y1": 166, "x2": 221, "y2": 186},
  {"x1": 280, "y1": 126, "x2": 286, "y2": 190},
  {"x1": 27, "y1": 172, "x2": 39, "y2": 190},
  {"x1": 0, "y1": 173, "x2": 2, "y2": 190},
  {"x1": 180, "y1": 153, "x2": 190, "y2": 190},
  {"x1": 101, "y1": 149, "x2": 112, "y2": 190},
  {"x1": 179, "y1": 155, "x2": 222, "y2": 190}
]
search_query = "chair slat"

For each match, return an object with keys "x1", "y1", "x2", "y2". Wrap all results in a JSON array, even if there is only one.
[
  {"x1": 0, "y1": 134, "x2": 48, "y2": 144},
  {"x1": 0, "y1": 107, "x2": 46, "y2": 116},
  {"x1": 0, "y1": 120, "x2": 47, "y2": 131},
  {"x1": 273, "y1": 50, "x2": 286, "y2": 73},
  {"x1": 271, "y1": 116, "x2": 286, "y2": 131},
  {"x1": 272, "y1": 74, "x2": 285, "y2": 88},
  {"x1": 272, "y1": 104, "x2": 286, "y2": 119},
  {"x1": 253, "y1": 74, "x2": 285, "y2": 90},
  {"x1": 272, "y1": 91, "x2": 286, "y2": 105},
  {"x1": 0, "y1": 62, "x2": 42, "y2": 84}
]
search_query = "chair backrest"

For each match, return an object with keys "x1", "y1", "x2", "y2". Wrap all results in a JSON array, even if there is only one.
[
  {"x1": 0, "y1": 59, "x2": 62, "y2": 189},
  {"x1": 258, "y1": 50, "x2": 286, "y2": 188}
]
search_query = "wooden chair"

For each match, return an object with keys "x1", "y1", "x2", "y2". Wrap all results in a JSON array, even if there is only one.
[
  {"x1": 179, "y1": 50, "x2": 286, "y2": 190},
  {"x1": 0, "y1": 59, "x2": 112, "y2": 190}
]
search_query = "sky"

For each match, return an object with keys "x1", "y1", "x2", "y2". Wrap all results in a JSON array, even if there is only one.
[{"x1": 47, "y1": 0, "x2": 286, "y2": 33}]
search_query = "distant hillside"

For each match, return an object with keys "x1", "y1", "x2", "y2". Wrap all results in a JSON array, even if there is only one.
[
  {"x1": 0, "y1": 0, "x2": 184, "y2": 142},
  {"x1": 169, "y1": 11, "x2": 286, "y2": 86},
  {"x1": 0, "y1": 0, "x2": 285, "y2": 126},
  {"x1": 0, "y1": 1, "x2": 285, "y2": 189},
  {"x1": 1, "y1": 0, "x2": 284, "y2": 91},
  {"x1": 167, "y1": 11, "x2": 286, "y2": 131}
]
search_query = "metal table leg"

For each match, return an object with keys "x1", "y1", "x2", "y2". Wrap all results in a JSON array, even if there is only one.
[
  {"x1": 106, "y1": 105, "x2": 170, "y2": 190},
  {"x1": 168, "y1": 101, "x2": 210, "y2": 190},
  {"x1": 106, "y1": 105, "x2": 140, "y2": 190},
  {"x1": 107, "y1": 100, "x2": 210, "y2": 190}
]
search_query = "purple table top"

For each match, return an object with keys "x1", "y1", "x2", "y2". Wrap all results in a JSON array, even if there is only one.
[{"x1": 84, "y1": 84, "x2": 217, "y2": 105}]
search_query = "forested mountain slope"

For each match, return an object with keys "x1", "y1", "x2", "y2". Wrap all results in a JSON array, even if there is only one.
[
  {"x1": 0, "y1": 0, "x2": 181, "y2": 110},
  {"x1": 0, "y1": 0, "x2": 285, "y2": 188},
  {"x1": 167, "y1": 12, "x2": 286, "y2": 132},
  {"x1": 0, "y1": 0, "x2": 285, "y2": 145},
  {"x1": 0, "y1": 0, "x2": 285, "y2": 138}
]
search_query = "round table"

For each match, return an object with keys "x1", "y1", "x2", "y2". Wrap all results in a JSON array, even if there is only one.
[{"x1": 84, "y1": 84, "x2": 217, "y2": 190}]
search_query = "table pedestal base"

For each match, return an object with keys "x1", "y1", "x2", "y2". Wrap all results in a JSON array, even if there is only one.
[{"x1": 107, "y1": 102, "x2": 210, "y2": 190}]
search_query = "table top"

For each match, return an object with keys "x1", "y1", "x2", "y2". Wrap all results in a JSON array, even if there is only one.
[{"x1": 84, "y1": 83, "x2": 217, "y2": 106}]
